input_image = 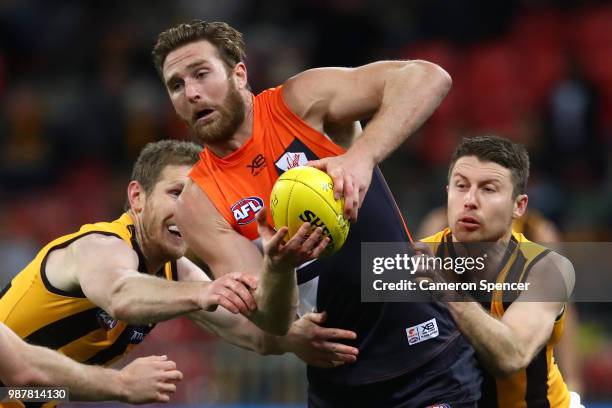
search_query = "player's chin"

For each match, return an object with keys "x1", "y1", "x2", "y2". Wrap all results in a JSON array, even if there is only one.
[
  {"x1": 162, "y1": 244, "x2": 187, "y2": 261},
  {"x1": 453, "y1": 228, "x2": 483, "y2": 243},
  {"x1": 162, "y1": 238, "x2": 187, "y2": 260}
]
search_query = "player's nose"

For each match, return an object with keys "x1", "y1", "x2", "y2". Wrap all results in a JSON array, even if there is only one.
[
  {"x1": 463, "y1": 188, "x2": 478, "y2": 208},
  {"x1": 185, "y1": 79, "x2": 201, "y2": 103}
]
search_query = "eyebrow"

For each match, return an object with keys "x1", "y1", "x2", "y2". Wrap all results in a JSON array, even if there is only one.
[
  {"x1": 452, "y1": 172, "x2": 502, "y2": 185},
  {"x1": 165, "y1": 59, "x2": 210, "y2": 88}
]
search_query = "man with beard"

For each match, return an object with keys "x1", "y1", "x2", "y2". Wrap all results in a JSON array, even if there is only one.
[
  {"x1": 0, "y1": 140, "x2": 359, "y2": 405},
  {"x1": 420, "y1": 136, "x2": 577, "y2": 407},
  {"x1": 0, "y1": 322, "x2": 182, "y2": 404},
  {"x1": 152, "y1": 21, "x2": 482, "y2": 407}
]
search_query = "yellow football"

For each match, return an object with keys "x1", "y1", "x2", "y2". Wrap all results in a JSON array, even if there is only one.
[{"x1": 270, "y1": 166, "x2": 350, "y2": 256}]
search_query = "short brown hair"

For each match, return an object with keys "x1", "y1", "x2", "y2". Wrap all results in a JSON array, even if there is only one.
[
  {"x1": 448, "y1": 135, "x2": 530, "y2": 196},
  {"x1": 152, "y1": 20, "x2": 246, "y2": 77},
  {"x1": 127, "y1": 140, "x2": 201, "y2": 210}
]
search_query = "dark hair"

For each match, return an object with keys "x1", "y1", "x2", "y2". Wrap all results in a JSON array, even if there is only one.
[
  {"x1": 126, "y1": 140, "x2": 201, "y2": 210},
  {"x1": 152, "y1": 20, "x2": 246, "y2": 77},
  {"x1": 448, "y1": 135, "x2": 530, "y2": 196}
]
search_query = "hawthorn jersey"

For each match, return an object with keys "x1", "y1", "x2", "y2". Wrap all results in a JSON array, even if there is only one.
[
  {"x1": 422, "y1": 228, "x2": 570, "y2": 407},
  {"x1": 0, "y1": 213, "x2": 177, "y2": 366}
]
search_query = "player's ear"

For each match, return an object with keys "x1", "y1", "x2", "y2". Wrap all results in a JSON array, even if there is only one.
[
  {"x1": 513, "y1": 193, "x2": 528, "y2": 219},
  {"x1": 127, "y1": 181, "x2": 146, "y2": 213},
  {"x1": 233, "y1": 62, "x2": 248, "y2": 89}
]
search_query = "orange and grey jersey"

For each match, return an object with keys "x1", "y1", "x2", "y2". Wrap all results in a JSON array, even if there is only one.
[
  {"x1": 0, "y1": 213, "x2": 177, "y2": 366},
  {"x1": 190, "y1": 86, "x2": 476, "y2": 387}
]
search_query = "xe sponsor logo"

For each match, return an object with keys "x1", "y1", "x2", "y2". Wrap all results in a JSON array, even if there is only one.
[
  {"x1": 275, "y1": 151, "x2": 308, "y2": 171},
  {"x1": 406, "y1": 318, "x2": 439, "y2": 346},
  {"x1": 421, "y1": 321, "x2": 436, "y2": 335},
  {"x1": 246, "y1": 154, "x2": 266, "y2": 176},
  {"x1": 232, "y1": 196, "x2": 264, "y2": 225}
]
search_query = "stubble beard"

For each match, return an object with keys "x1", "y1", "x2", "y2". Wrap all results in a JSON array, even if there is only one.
[{"x1": 192, "y1": 79, "x2": 245, "y2": 145}]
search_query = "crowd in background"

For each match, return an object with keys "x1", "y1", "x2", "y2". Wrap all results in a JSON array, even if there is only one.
[{"x1": 1, "y1": 0, "x2": 611, "y2": 404}]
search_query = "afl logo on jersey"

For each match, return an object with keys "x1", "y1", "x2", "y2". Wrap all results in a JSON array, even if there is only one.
[
  {"x1": 232, "y1": 196, "x2": 264, "y2": 225},
  {"x1": 97, "y1": 310, "x2": 118, "y2": 330}
]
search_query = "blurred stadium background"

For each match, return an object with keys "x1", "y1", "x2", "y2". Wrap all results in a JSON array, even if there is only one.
[{"x1": 1, "y1": 0, "x2": 611, "y2": 406}]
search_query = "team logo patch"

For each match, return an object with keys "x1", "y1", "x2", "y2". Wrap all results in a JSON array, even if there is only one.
[
  {"x1": 232, "y1": 196, "x2": 264, "y2": 225},
  {"x1": 97, "y1": 310, "x2": 118, "y2": 330},
  {"x1": 247, "y1": 153, "x2": 266, "y2": 176},
  {"x1": 406, "y1": 318, "x2": 439, "y2": 345},
  {"x1": 275, "y1": 151, "x2": 308, "y2": 171}
]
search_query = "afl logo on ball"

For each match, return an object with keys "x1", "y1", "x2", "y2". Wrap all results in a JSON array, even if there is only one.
[
  {"x1": 232, "y1": 196, "x2": 264, "y2": 225},
  {"x1": 97, "y1": 309, "x2": 118, "y2": 330}
]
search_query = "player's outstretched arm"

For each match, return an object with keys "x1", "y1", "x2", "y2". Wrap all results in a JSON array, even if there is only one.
[
  {"x1": 178, "y1": 257, "x2": 357, "y2": 366},
  {"x1": 446, "y1": 252, "x2": 575, "y2": 377},
  {"x1": 177, "y1": 181, "x2": 327, "y2": 335},
  {"x1": 0, "y1": 323, "x2": 182, "y2": 403},
  {"x1": 191, "y1": 306, "x2": 359, "y2": 367},
  {"x1": 284, "y1": 61, "x2": 451, "y2": 221},
  {"x1": 49, "y1": 233, "x2": 256, "y2": 324}
]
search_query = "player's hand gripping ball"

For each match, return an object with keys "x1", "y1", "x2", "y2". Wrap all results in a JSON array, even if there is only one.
[{"x1": 270, "y1": 166, "x2": 350, "y2": 257}]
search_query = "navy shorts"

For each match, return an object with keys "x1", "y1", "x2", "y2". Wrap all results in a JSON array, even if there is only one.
[{"x1": 308, "y1": 337, "x2": 481, "y2": 408}]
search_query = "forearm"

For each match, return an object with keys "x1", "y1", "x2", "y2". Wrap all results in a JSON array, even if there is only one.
[
  {"x1": 188, "y1": 309, "x2": 284, "y2": 356},
  {"x1": 110, "y1": 275, "x2": 204, "y2": 324},
  {"x1": 19, "y1": 343, "x2": 126, "y2": 401},
  {"x1": 251, "y1": 257, "x2": 298, "y2": 336},
  {"x1": 350, "y1": 61, "x2": 451, "y2": 164},
  {"x1": 447, "y1": 302, "x2": 528, "y2": 376}
]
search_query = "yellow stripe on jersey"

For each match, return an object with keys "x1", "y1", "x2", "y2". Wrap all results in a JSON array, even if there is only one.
[
  {"x1": 0, "y1": 213, "x2": 178, "y2": 366},
  {"x1": 421, "y1": 228, "x2": 570, "y2": 408}
]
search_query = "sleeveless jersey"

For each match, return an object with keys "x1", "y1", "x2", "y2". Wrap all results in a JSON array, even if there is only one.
[
  {"x1": 0, "y1": 213, "x2": 177, "y2": 366},
  {"x1": 190, "y1": 86, "x2": 471, "y2": 386},
  {"x1": 422, "y1": 228, "x2": 570, "y2": 407}
]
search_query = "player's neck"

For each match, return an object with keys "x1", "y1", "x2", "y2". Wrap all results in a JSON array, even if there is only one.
[
  {"x1": 128, "y1": 210, "x2": 164, "y2": 274},
  {"x1": 206, "y1": 91, "x2": 254, "y2": 158},
  {"x1": 137, "y1": 235, "x2": 165, "y2": 275},
  {"x1": 450, "y1": 229, "x2": 514, "y2": 259}
]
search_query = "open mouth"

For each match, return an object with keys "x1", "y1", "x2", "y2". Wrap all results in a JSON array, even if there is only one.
[
  {"x1": 195, "y1": 108, "x2": 215, "y2": 122},
  {"x1": 167, "y1": 225, "x2": 182, "y2": 238}
]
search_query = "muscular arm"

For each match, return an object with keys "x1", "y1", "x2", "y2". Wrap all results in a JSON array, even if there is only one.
[
  {"x1": 285, "y1": 61, "x2": 450, "y2": 160},
  {"x1": 0, "y1": 323, "x2": 181, "y2": 403},
  {"x1": 48, "y1": 234, "x2": 251, "y2": 325},
  {"x1": 177, "y1": 181, "x2": 298, "y2": 335},
  {"x1": 283, "y1": 60, "x2": 451, "y2": 219},
  {"x1": 177, "y1": 257, "x2": 271, "y2": 353},
  {"x1": 179, "y1": 257, "x2": 358, "y2": 366},
  {"x1": 447, "y1": 252, "x2": 575, "y2": 377}
]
